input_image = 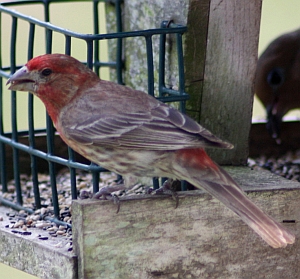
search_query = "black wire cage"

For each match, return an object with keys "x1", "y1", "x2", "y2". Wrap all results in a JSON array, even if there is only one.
[{"x1": 0, "y1": 0, "x2": 188, "y2": 227}]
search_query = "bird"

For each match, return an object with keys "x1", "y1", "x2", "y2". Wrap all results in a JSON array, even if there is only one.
[
  {"x1": 255, "y1": 28, "x2": 300, "y2": 143},
  {"x1": 7, "y1": 53, "x2": 295, "y2": 248}
]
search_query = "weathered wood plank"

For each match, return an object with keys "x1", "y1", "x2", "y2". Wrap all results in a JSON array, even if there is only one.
[
  {"x1": 0, "y1": 206, "x2": 77, "y2": 279},
  {"x1": 184, "y1": 0, "x2": 211, "y2": 121},
  {"x1": 73, "y1": 167, "x2": 300, "y2": 279}
]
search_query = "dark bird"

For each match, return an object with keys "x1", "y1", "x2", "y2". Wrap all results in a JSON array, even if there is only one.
[{"x1": 255, "y1": 28, "x2": 300, "y2": 143}]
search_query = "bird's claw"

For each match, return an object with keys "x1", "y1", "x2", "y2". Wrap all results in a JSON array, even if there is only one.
[
  {"x1": 79, "y1": 190, "x2": 93, "y2": 199},
  {"x1": 148, "y1": 179, "x2": 179, "y2": 209},
  {"x1": 92, "y1": 184, "x2": 125, "y2": 213}
]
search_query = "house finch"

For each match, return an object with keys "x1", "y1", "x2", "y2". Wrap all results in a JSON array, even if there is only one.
[
  {"x1": 255, "y1": 28, "x2": 300, "y2": 142},
  {"x1": 7, "y1": 54, "x2": 295, "y2": 248}
]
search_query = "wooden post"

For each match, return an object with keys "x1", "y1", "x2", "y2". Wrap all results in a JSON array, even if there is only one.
[{"x1": 185, "y1": 0, "x2": 262, "y2": 165}]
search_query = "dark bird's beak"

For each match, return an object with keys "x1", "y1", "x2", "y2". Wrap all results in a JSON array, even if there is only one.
[
  {"x1": 6, "y1": 66, "x2": 36, "y2": 92},
  {"x1": 266, "y1": 103, "x2": 282, "y2": 144}
]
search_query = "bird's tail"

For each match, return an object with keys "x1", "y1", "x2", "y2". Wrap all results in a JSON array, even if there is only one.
[{"x1": 174, "y1": 149, "x2": 295, "y2": 248}]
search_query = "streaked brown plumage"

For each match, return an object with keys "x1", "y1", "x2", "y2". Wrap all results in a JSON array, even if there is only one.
[{"x1": 7, "y1": 54, "x2": 295, "y2": 248}]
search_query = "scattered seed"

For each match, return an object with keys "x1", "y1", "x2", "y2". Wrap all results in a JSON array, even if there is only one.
[
  {"x1": 250, "y1": 149, "x2": 300, "y2": 182},
  {"x1": 32, "y1": 215, "x2": 41, "y2": 221},
  {"x1": 0, "y1": 168, "x2": 150, "y2": 254},
  {"x1": 35, "y1": 222, "x2": 48, "y2": 229},
  {"x1": 38, "y1": 236, "x2": 48, "y2": 240}
]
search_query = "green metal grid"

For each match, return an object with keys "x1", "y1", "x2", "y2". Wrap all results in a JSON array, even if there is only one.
[{"x1": 0, "y1": 0, "x2": 188, "y2": 227}]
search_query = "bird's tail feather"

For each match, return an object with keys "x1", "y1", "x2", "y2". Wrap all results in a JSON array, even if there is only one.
[{"x1": 176, "y1": 157, "x2": 295, "y2": 248}]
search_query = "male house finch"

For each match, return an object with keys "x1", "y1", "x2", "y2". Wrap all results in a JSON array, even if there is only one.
[{"x1": 7, "y1": 54, "x2": 295, "y2": 248}]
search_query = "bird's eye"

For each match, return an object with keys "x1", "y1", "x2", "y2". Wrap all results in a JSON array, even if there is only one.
[{"x1": 41, "y1": 68, "x2": 52, "y2": 76}]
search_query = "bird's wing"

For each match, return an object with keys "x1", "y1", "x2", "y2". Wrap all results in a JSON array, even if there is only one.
[{"x1": 60, "y1": 82, "x2": 233, "y2": 150}]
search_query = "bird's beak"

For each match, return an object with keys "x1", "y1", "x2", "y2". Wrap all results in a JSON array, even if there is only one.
[
  {"x1": 6, "y1": 66, "x2": 36, "y2": 92},
  {"x1": 266, "y1": 103, "x2": 282, "y2": 144}
]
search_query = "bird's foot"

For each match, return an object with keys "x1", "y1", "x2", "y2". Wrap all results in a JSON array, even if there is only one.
[
  {"x1": 147, "y1": 178, "x2": 179, "y2": 208},
  {"x1": 93, "y1": 183, "x2": 126, "y2": 213},
  {"x1": 79, "y1": 181, "x2": 126, "y2": 213}
]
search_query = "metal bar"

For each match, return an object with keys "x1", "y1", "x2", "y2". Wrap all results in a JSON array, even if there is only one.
[
  {"x1": 93, "y1": 0, "x2": 100, "y2": 76},
  {"x1": 152, "y1": 178, "x2": 159, "y2": 190},
  {"x1": 86, "y1": 40, "x2": 93, "y2": 69},
  {"x1": 43, "y1": 0, "x2": 50, "y2": 22},
  {"x1": 176, "y1": 33, "x2": 186, "y2": 113},
  {"x1": 145, "y1": 31, "x2": 158, "y2": 183},
  {"x1": 45, "y1": 28, "x2": 52, "y2": 54},
  {"x1": 0, "y1": 196, "x2": 71, "y2": 229},
  {"x1": 87, "y1": 35, "x2": 101, "y2": 193},
  {"x1": 175, "y1": 31, "x2": 187, "y2": 191},
  {"x1": 156, "y1": 94, "x2": 189, "y2": 103},
  {"x1": 27, "y1": 23, "x2": 42, "y2": 208},
  {"x1": 68, "y1": 147, "x2": 78, "y2": 200},
  {"x1": 0, "y1": 79, "x2": 7, "y2": 192},
  {"x1": 158, "y1": 29, "x2": 166, "y2": 97},
  {"x1": 92, "y1": 166, "x2": 100, "y2": 194},
  {"x1": 46, "y1": 112, "x2": 60, "y2": 218},
  {"x1": 94, "y1": 61, "x2": 117, "y2": 68},
  {"x1": 145, "y1": 35, "x2": 154, "y2": 96},
  {"x1": 46, "y1": 116, "x2": 60, "y2": 218},
  {"x1": 1, "y1": 0, "x2": 100, "y2": 6},
  {"x1": 65, "y1": 35, "x2": 71, "y2": 55},
  {"x1": 115, "y1": 0, "x2": 123, "y2": 84},
  {"x1": 0, "y1": 70, "x2": 10, "y2": 79},
  {"x1": 0, "y1": 134, "x2": 108, "y2": 171},
  {"x1": 43, "y1": 27, "x2": 60, "y2": 217},
  {"x1": 0, "y1": 10, "x2": 7, "y2": 192},
  {"x1": 64, "y1": 35, "x2": 78, "y2": 200},
  {"x1": 0, "y1": 6, "x2": 186, "y2": 41},
  {"x1": 10, "y1": 16, "x2": 23, "y2": 205},
  {"x1": 28, "y1": 93, "x2": 42, "y2": 208}
]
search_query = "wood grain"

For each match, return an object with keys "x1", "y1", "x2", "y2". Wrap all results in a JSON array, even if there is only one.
[{"x1": 199, "y1": 0, "x2": 261, "y2": 165}]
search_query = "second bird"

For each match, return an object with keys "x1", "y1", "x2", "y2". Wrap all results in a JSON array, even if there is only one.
[{"x1": 255, "y1": 28, "x2": 300, "y2": 142}]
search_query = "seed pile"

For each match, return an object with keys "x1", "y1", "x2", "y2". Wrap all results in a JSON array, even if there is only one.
[
  {"x1": 249, "y1": 149, "x2": 300, "y2": 182},
  {"x1": 0, "y1": 168, "x2": 149, "y2": 251}
]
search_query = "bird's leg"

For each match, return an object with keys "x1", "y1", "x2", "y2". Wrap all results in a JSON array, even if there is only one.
[
  {"x1": 92, "y1": 180, "x2": 126, "y2": 199},
  {"x1": 148, "y1": 178, "x2": 179, "y2": 208},
  {"x1": 78, "y1": 179, "x2": 126, "y2": 213}
]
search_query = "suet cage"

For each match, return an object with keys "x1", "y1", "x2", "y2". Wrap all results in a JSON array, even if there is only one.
[{"x1": 0, "y1": 0, "x2": 188, "y2": 227}]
